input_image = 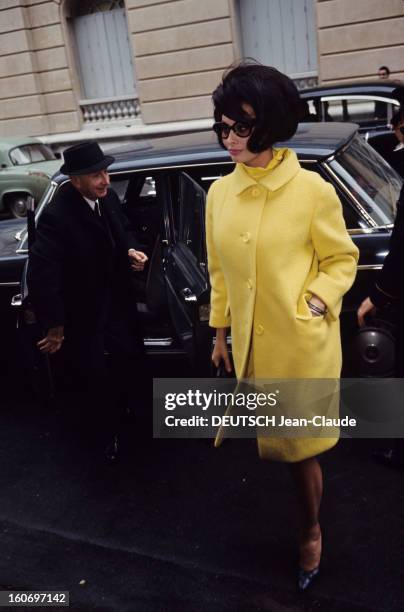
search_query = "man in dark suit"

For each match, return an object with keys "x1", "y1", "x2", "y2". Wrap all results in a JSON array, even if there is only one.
[
  {"x1": 374, "y1": 109, "x2": 404, "y2": 178},
  {"x1": 357, "y1": 181, "x2": 404, "y2": 469},
  {"x1": 27, "y1": 141, "x2": 148, "y2": 461},
  {"x1": 389, "y1": 110, "x2": 404, "y2": 178}
]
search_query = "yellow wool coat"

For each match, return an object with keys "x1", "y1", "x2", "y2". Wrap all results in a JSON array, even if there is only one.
[{"x1": 206, "y1": 149, "x2": 359, "y2": 462}]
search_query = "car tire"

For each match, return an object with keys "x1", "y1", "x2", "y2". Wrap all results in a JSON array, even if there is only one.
[{"x1": 6, "y1": 193, "x2": 29, "y2": 218}]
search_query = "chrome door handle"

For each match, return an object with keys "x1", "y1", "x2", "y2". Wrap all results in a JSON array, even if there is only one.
[
  {"x1": 11, "y1": 294, "x2": 22, "y2": 308},
  {"x1": 180, "y1": 287, "x2": 197, "y2": 302}
]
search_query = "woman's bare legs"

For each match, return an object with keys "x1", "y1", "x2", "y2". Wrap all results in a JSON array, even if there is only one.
[{"x1": 289, "y1": 457, "x2": 323, "y2": 571}]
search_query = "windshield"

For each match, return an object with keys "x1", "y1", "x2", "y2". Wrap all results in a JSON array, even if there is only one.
[
  {"x1": 328, "y1": 133, "x2": 402, "y2": 226},
  {"x1": 9, "y1": 144, "x2": 56, "y2": 165},
  {"x1": 18, "y1": 181, "x2": 58, "y2": 253}
]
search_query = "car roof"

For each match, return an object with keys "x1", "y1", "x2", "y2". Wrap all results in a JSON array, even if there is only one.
[
  {"x1": 53, "y1": 122, "x2": 358, "y2": 183},
  {"x1": 301, "y1": 80, "x2": 402, "y2": 98}
]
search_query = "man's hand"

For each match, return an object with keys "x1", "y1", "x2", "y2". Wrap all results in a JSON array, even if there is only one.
[
  {"x1": 128, "y1": 249, "x2": 148, "y2": 272},
  {"x1": 37, "y1": 326, "x2": 64, "y2": 354},
  {"x1": 212, "y1": 328, "x2": 232, "y2": 373},
  {"x1": 357, "y1": 297, "x2": 376, "y2": 327}
]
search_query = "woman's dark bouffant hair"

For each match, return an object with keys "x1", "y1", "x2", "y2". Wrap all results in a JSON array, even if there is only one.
[{"x1": 212, "y1": 61, "x2": 301, "y2": 152}]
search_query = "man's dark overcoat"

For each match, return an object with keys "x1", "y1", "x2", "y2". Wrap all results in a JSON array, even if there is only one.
[
  {"x1": 27, "y1": 182, "x2": 140, "y2": 340},
  {"x1": 369, "y1": 183, "x2": 404, "y2": 374},
  {"x1": 368, "y1": 183, "x2": 404, "y2": 462}
]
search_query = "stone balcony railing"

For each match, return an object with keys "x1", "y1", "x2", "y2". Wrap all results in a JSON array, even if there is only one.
[
  {"x1": 79, "y1": 95, "x2": 141, "y2": 125},
  {"x1": 293, "y1": 74, "x2": 319, "y2": 90}
]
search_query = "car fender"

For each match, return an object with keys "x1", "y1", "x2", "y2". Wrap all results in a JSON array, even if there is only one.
[{"x1": 0, "y1": 187, "x2": 36, "y2": 209}]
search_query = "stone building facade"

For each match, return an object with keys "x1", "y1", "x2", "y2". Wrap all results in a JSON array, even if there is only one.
[
  {"x1": 317, "y1": 0, "x2": 404, "y2": 84},
  {"x1": 0, "y1": 0, "x2": 403, "y2": 139}
]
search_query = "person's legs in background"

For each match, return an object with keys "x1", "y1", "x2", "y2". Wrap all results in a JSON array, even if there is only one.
[{"x1": 373, "y1": 325, "x2": 404, "y2": 469}]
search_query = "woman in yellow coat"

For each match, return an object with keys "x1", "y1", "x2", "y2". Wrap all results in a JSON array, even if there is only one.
[{"x1": 206, "y1": 63, "x2": 359, "y2": 590}]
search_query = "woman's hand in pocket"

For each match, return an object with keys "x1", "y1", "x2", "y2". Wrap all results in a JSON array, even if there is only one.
[{"x1": 307, "y1": 294, "x2": 327, "y2": 317}]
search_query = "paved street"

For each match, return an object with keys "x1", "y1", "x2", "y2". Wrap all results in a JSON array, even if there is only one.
[
  {"x1": 1, "y1": 0, "x2": 404, "y2": 608},
  {"x1": 0, "y1": 335, "x2": 403, "y2": 612}
]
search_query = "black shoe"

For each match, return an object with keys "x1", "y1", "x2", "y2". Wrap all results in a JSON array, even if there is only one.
[
  {"x1": 372, "y1": 448, "x2": 403, "y2": 469},
  {"x1": 104, "y1": 434, "x2": 120, "y2": 463}
]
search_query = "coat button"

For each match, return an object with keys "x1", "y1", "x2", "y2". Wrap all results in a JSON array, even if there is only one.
[
  {"x1": 251, "y1": 188, "x2": 260, "y2": 197},
  {"x1": 246, "y1": 278, "x2": 253, "y2": 290},
  {"x1": 256, "y1": 324, "x2": 264, "y2": 335},
  {"x1": 242, "y1": 232, "x2": 251, "y2": 243}
]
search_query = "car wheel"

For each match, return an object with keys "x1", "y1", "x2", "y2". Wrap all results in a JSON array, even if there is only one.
[{"x1": 7, "y1": 194, "x2": 29, "y2": 218}]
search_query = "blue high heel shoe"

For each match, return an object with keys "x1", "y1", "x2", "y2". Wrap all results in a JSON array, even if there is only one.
[{"x1": 298, "y1": 526, "x2": 321, "y2": 591}]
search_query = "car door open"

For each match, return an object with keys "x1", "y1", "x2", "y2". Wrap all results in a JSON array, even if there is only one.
[{"x1": 159, "y1": 171, "x2": 211, "y2": 372}]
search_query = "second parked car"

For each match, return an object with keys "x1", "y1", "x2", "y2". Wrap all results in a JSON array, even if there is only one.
[
  {"x1": 0, "y1": 137, "x2": 60, "y2": 218},
  {"x1": 300, "y1": 80, "x2": 403, "y2": 169}
]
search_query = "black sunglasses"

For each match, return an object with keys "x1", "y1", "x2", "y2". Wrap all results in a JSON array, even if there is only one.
[
  {"x1": 399, "y1": 126, "x2": 404, "y2": 135},
  {"x1": 212, "y1": 121, "x2": 255, "y2": 139}
]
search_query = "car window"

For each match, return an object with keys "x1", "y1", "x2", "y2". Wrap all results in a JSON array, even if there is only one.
[
  {"x1": 110, "y1": 175, "x2": 156, "y2": 203},
  {"x1": 348, "y1": 98, "x2": 385, "y2": 123},
  {"x1": 110, "y1": 177, "x2": 129, "y2": 202},
  {"x1": 9, "y1": 144, "x2": 56, "y2": 165},
  {"x1": 140, "y1": 177, "x2": 156, "y2": 197},
  {"x1": 117, "y1": 174, "x2": 160, "y2": 255},
  {"x1": 321, "y1": 99, "x2": 346, "y2": 122},
  {"x1": 328, "y1": 134, "x2": 402, "y2": 226},
  {"x1": 176, "y1": 172, "x2": 207, "y2": 268},
  {"x1": 321, "y1": 97, "x2": 392, "y2": 128},
  {"x1": 301, "y1": 99, "x2": 320, "y2": 122}
]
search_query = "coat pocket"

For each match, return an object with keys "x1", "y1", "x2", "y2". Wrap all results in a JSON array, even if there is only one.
[{"x1": 296, "y1": 292, "x2": 325, "y2": 321}]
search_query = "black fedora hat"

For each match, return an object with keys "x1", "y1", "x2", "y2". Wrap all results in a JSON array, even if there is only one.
[{"x1": 60, "y1": 141, "x2": 114, "y2": 175}]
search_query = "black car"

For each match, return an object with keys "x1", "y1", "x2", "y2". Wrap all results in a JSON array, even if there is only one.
[
  {"x1": 300, "y1": 80, "x2": 403, "y2": 170},
  {"x1": 0, "y1": 123, "x2": 402, "y2": 379}
]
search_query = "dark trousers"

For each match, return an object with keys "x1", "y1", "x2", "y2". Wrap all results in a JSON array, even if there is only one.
[
  {"x1": 393, "y1": 325, "x2": 404, "y2": 462},
  {"x1": 54, "y1": 307, "x2": 144, "y2": 446}
]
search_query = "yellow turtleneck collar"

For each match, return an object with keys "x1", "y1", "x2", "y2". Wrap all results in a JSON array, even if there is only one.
[
  {"x1": 241, "y1": 148, "x2": 286, "y2": 181},
  {"x1": 232, "y1": 148, "x2": 301, "y2": 195}
]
